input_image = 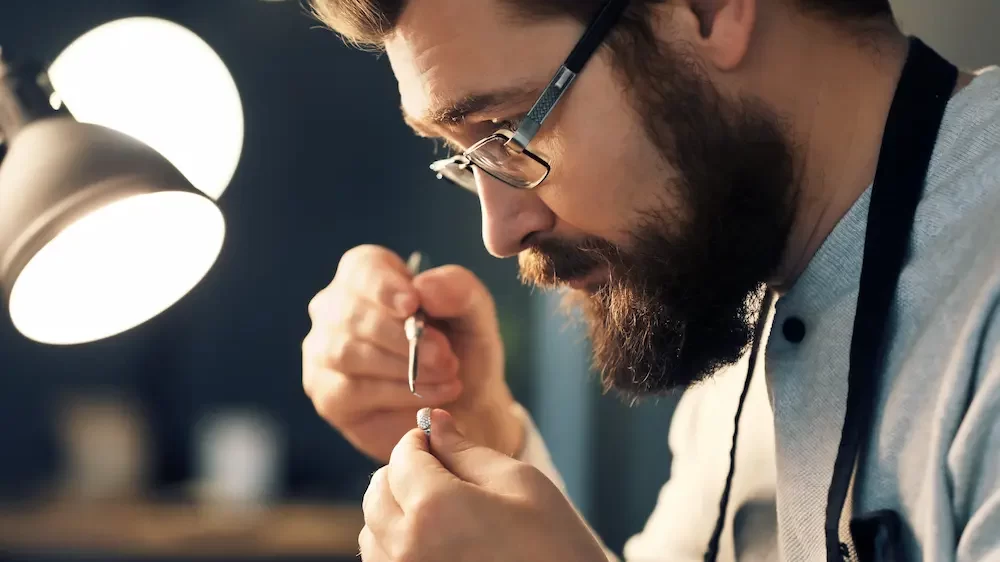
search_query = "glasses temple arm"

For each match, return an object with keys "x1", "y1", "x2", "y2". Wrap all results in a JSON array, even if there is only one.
[
  {"x1": 565, "y1": 0, "x2": 630, "y2": 72},
  {"x1": 507, "y1": 0, "x2": 630, "y2": 152}
]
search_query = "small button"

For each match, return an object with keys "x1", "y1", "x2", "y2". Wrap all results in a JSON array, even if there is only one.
[{"x1": 782, "y1": 317, "x2": 806, "y2": 343}]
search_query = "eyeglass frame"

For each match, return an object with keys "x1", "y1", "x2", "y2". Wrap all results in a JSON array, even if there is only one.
[{"x1": 429, "y1": 0, "x2": 631, "y2": 193}]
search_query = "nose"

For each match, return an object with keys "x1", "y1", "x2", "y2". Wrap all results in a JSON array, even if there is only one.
[{"x1": 476, "y1": 169, "x2": 554, "y2": 258}]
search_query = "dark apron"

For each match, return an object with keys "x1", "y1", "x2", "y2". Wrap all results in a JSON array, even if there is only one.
[
  {"x1": 825, "y1": 36, "x2": 958, "y2": 562},
  {"x1": 702, "y1": 36, "x2": 959, "y2": 562}
]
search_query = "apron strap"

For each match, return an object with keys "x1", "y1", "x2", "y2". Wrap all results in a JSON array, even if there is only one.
[{"x1": 824, "y1": 37, "x2": 958, "y2": 562}]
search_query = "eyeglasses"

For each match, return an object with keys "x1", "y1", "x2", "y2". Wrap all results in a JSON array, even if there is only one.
[{"x1": 429, "y1": 0, "x2": 630, "y2": 193}]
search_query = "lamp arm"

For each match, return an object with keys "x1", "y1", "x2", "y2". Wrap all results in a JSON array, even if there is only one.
[{"x1": 0, "y1": 49, "x2": 68, "y2": 145}]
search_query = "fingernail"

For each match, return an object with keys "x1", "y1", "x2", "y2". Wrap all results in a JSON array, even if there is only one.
[{"x1": 431, "y1": 408, "x2": 460, "y2": 437}]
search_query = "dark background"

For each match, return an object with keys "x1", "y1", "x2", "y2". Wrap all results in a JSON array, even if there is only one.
[
  {"x1": 0, "y1": 0, "x2": 995, "y2": 559},
  {"x1": 0, "y1": 0, "x2": 673, "y2": 555}
]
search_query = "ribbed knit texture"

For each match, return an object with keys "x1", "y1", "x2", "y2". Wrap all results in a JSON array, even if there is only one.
[{"x1": 767, "y1": 66, "x2": 1000, "y2": 561}]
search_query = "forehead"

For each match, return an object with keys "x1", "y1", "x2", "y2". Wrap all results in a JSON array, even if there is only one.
[{"x1": 384, "y1": 0, "x2": 583, "y2": 125}]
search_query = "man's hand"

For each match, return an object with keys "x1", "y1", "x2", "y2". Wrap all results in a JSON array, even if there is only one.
[
  {"x1": 302, "y1": 245, "x2": 523, "y2": 462},
  {"x1": 359, "y1": 409, "x2": 607, "y2": 562}
]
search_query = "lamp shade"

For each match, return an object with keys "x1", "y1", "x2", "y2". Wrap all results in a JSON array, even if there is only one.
[
  {"x1": 47, "y1": 17, "x2": 244, "y2": 200},
  {"x1": 0, "y1": 117, "x2": 225, "y2": 344}
]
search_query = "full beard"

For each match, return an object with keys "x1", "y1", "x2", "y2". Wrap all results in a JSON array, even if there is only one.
[{"x1": 519, "y1": 37, "x2": 797, "y2": 400}]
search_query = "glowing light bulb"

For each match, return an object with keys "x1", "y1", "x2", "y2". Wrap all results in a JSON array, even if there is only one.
[
  {"x1": 9, "y1": 192, "x2": 226, "y2": 345},
  {"x1": 47, "y1": 17, "x2": 244, "y2": 200}
]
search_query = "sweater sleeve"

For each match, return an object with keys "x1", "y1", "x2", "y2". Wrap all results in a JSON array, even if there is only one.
[
  {"x1": 509, "y1": 402, "x2": 622, "y2": 562},
  {"x1": 621, "y1": 354, "x2": 777, "y2": 562},
  {"x1": 951, "y1": 303, "x2": 1000, "y2": 562},
  {"x1": 510, "y1": 348, "x2": 776, "y2": 562}
]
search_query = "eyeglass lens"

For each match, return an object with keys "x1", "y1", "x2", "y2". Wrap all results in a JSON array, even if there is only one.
[{"x1": 466, "y1": 136, "x2": 547, "y2": 189}]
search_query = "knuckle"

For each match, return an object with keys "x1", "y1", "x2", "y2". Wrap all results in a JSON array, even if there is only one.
[
  {"x1": 330, "y1": 336, "x2": 375, "y2": 372},
  {"x1": 439, "y1": 264, "x2": 482, "y2": 289},
  {"x1": 307, "y1": 291, "x2": 324, "y2": 320},
  {"x1": 391, "y1": 523, "x2": 422, "y2": 562},
  {"x1": 301, "y1": 332, "x2": 321, "y2": 363},
  {"x1": 511, "y1": 461, "x2": 542, "y2": 482},
  {"x1": 347, "y1": 301, "x2": 378, "y2": 335},
  {"x1": 512, "y1": 463, "x2": 560, "y2": 499},
  {"x1": 301, "y1": 365, "x2": 315, "y2": 399},
  {"x1": 388, "y1": 431, "x2": 415, "y2": 467},
  {"x1": 347, "y1": 339, "x2": 374, "y2": 366},
  {"x1": 358, "y1": 525, "x2": 373, "y2": 556},
  {"x1": 441, "y1": 263, "x2": 475, "y2": 279},
  {"x1": 338, "y1": 245, "x2": 366, "y2": 269},
  {"x1": 372, "y1": 276, "x2": 402, "y2": 306},
  {"x1": 311, "y1": 374, "x2": 349, "y2": 423},
  {"x1": 410, "y1": 488, "x2": 447, "y2": 522},
  {"x1": 362, "y1": 467, "x2": 387, "y2": 516},
  {"x1": 339, "y1": 246, "x2": 409, "y2": 309},
  {"x1": 308, "y1": 284, "x2": 349, "y2": 326},
  {"x1": 326, "y1": 332, "x2": 352, "y2": 366},
  {"x1": 339, "y1": 244, "x2": 386, "y2": 272},
  {"x1": 443, "y1": 265, "x2": 497, "y2": 312},
  {"x1": 370, "y1": 274, "x2": 408, "y2": 312},
  {"x1": 301, "y1": 339, "x2": 324, "y2": 398}
]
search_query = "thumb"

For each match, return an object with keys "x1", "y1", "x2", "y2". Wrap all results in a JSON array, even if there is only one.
[{"x1": 428, "y1": 409, "x2": 513, "y2": 486}]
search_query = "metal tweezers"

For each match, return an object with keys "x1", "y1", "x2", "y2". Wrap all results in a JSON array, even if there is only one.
[{"x1": 404, "y1": 251, "x2": 428, "y2": 396}]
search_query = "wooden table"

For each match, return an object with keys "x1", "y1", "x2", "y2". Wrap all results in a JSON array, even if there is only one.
[{"x1": 0, "y1": 501, "x2": 364, "y2": 558}]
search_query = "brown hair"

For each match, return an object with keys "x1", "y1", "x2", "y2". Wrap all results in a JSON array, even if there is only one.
[{"x1": 309, "y1": 0, "x2": 893, "y2": 49}]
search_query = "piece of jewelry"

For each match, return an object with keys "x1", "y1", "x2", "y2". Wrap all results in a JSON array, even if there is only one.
[{"x1": 417, "y1": 408, "x2": 431, "y2": 436}]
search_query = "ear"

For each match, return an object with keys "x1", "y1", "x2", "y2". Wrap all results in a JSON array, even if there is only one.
[{"x1": 659, "y1": 0, "x2": 757, "y2": 72}]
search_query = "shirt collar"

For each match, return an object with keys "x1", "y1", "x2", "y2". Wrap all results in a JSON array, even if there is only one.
[{"x1": 774, "y1": 186, "x2": 872, "y2": 319}]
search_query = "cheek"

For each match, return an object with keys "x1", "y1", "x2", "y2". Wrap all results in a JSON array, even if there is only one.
[{"x1": 533, "y1": 117, "x2": 675, "y2": 245}]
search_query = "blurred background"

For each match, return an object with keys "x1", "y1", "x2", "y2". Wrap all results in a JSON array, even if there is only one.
[{"x1": 0, "y1": 0, "x2": 995, "y2": 560}]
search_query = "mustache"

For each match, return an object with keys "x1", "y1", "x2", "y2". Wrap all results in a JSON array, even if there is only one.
[{"x1": 518, "y1": 237, "x2": 623, "y2": 288}]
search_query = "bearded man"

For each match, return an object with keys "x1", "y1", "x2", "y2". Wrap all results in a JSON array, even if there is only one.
[{"x1": 300, "y1": 0, "x2": 1000, "y2": 559}]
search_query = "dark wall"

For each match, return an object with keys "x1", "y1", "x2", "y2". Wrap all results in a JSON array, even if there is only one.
[
  {"x1": 7, "y1": 0, "x2": 989, "y2": 555},
  {"x1": 0, "y1": 0, "x2": 535, "y2": 502}
]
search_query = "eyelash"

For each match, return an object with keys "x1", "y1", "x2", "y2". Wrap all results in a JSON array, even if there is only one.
[{"x1": 491, "y1": 118, "x2": 520, "y2": 132}]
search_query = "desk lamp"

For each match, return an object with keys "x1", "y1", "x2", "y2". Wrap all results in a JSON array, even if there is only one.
[{"x1": 0, "y1": 18, "x2": 243, "y2": 345}]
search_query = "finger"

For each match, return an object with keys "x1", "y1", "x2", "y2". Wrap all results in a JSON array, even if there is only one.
[
  {"x1": 332, "y1": 320, "x2": 460, "y2": 381},
  {"x1": 306, "y1": 326, "x2": 459, "y2": 384},
  {"x1": 413, "y1": 265, "x2": 498, "y2": 337},
  {"x1": 387, "y1": 428, "x2": 458, "y2": 512},
  {"x1": 427, "y1": 409, "x2": 518, "y2": 487},
  {"x1": 336, "y1": 246, "x2": 420, "y2": 318},
  {"x1": 358, "y1": 525, "x2": 389, "y2": 562},
  {"x1": 309, "y1": 372, "x2": 463, "y2": 422},
  {"x1": 329, "y1": 298, "x2": 411, "y2": 359},
  {"x1": 363, "y1": 467, "x2": 403, "y2": 538}
]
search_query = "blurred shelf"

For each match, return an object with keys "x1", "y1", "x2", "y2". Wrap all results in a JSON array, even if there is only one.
[{"x1": 0, "y1": 501, "x2": 364, "y2": 558}]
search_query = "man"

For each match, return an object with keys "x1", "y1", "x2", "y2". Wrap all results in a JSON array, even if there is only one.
[{"x1": 300, "y1": 0, "x2": 1000, "y2": 559}]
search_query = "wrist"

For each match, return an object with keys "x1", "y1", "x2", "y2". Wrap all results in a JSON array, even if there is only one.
[{"x1": 476, "y1": 399, "x2": 525, "y2": 458}]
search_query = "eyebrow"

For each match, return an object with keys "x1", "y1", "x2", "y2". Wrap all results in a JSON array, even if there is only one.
[{"x1": 402, "y1": 85, "x2": 541, "y2": 137}]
